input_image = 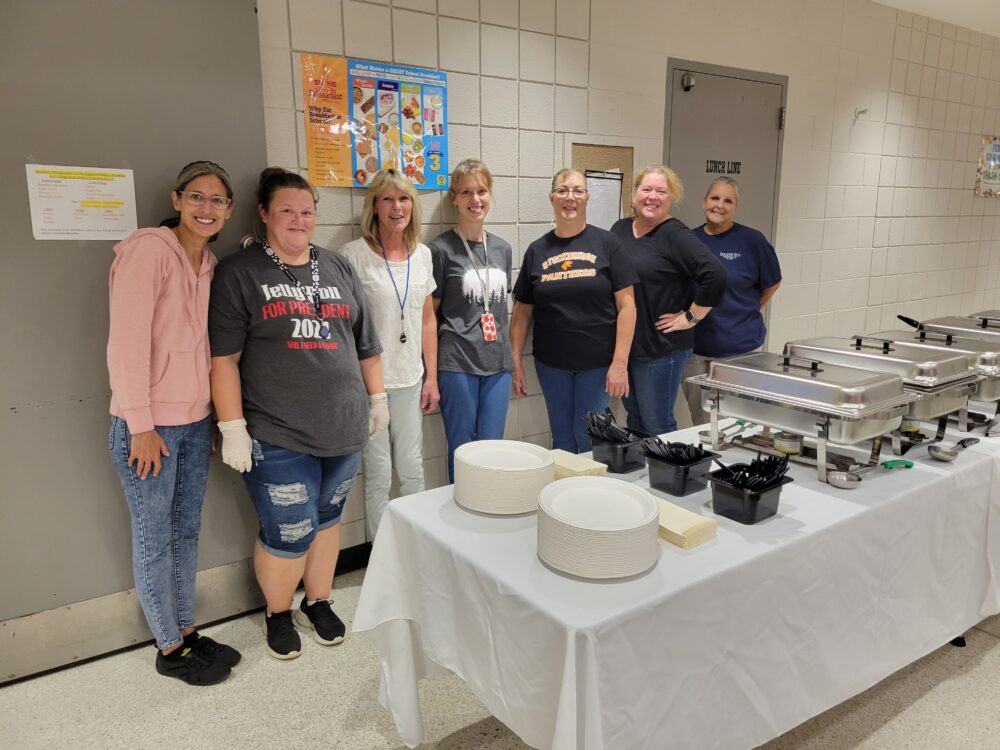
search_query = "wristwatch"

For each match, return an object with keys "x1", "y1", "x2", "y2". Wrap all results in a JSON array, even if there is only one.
[{"x1": 684, "y1": 309, "x2": 700, "y2": 325}]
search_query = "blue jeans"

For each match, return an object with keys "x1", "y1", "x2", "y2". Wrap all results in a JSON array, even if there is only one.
[
  {"x1": 534, "y1": 360, "x2": 609, "y2": 453},
  {"x1": 439, "y1": 370, "x2": 513, "y2": 481},
  {"x1": 623, "y1": 350, "x2": 692, "y2": 436},
  {"x1": 108, "y1": 416, "x2": 212, "y2": 650},
  {"x1": 243, "y1": 439, "x2": 361, "y2": 559}
]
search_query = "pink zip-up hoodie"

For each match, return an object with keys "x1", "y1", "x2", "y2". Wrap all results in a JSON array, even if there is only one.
[{"x1": 107, "y1": 227, "x2": 218, "y2": 434}]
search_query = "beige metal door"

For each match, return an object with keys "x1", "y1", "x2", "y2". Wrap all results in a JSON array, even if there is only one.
[{"x1": 664, "y1": 61, "x2": 785, "y2": 240}]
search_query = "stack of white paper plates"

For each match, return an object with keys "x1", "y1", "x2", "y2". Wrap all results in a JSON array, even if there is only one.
[
  {"x1": 454, "y1": 440, "x2": 555, "y2": 514},
  {"x1": 537, "y1": 476, "x2": 660, "y2": 579}
]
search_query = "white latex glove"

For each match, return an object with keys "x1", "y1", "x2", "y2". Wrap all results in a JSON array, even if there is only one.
[
  {"x1": 218, "y1": 418, "x2": 253, "y2": 472},
  {"x1": 368, "y1": 392, "x2": 390, "y2": 437}
]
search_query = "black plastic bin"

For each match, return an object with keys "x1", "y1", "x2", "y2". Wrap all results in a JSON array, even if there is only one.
[
  {"x1": 702, "y1": 469, "x2": 794, "y2": 524},
  {"x1": 590, "y1": 430, "x2": 651, "y2": 473},
  {"x1": 646, "y1": 450, "x2": 720, "y2": 496}
]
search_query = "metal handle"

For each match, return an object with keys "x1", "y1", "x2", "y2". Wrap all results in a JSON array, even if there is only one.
[
  {"x1": 852, "y1": 335, "x2": 895, "y2": 354},
  {"x1": 916, "y1": 330, "x2": 955, "y2": 345},
  {"x1": 779, "y1": 355, "x2": 824, "y2": 373},
  {"x1": 976, "y1": 315, "x2": 1000, "y2": 328}
]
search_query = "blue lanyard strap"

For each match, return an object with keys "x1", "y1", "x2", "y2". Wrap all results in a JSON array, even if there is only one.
[{"x1": 381, "y1": 246, "x2": 411, "y2": 320}]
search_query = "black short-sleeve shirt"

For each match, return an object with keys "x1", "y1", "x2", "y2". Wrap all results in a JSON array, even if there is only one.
[{"x1": 513, "y1": 224, "x2": 637, "y2": 371}]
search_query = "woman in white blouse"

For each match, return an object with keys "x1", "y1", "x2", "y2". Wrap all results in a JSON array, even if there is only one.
[{"x1": 338, "y1": 169, "x2": 437, "y2": 537}]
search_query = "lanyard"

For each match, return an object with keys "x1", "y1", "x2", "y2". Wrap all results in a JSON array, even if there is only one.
[
  {"x1": 456, "y1": 229, "x2": 491, "y2": 314},
  {"x1": 378, "y1": 242, "x2": 411, "y2": 344},
  {"x1": 261, "y1": 240, "x2": 329, "y2": 339}
]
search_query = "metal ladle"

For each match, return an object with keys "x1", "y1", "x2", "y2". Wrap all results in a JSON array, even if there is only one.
[
  {"x1": 826, "y1": 459, "x2": 914, "y2": 490},
  {"x1": 927, "y1": 437, "x2": 980, "y2": 463}
]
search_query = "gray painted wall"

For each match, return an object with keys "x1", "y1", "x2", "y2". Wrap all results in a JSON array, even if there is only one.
[{"x1": 0, "y1": 0, "x2": 267, "y2": 622}]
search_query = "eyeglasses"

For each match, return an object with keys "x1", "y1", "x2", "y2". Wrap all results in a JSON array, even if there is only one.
[
  {"x1": 178, "y1": 191, "x2": 232, "y2": 209},
  {"x1": 552, "y1": 187, "x2": 588, "y2": 198}
]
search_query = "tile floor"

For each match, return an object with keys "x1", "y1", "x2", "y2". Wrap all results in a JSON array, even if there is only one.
[{"x1": 2, "y1": 569, "x2": 999, "y2": 749}]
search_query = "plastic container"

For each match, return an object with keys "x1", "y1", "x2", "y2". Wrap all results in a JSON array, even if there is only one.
[
  {"x1": 645, "y1": 451, "x2": 720, "y2": 496},
  {"x1": 702, "y1": 469, "x2": 794, "y2": 524},
  {"x1": 590, "y1": 430, "x2": 651, "y2": 474}
]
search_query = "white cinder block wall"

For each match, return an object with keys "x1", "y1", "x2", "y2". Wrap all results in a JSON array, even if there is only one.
[{"x1": 256, "y1": 0, "x2": 1000, "y2": 519}]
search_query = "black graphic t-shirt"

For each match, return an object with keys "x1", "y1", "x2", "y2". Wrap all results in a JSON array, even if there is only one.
[
  {"x1": 610, "y1": 217, "x2": 727, "y2": 362},
  {"x1": 209, "y1": 241, "x2": 383, "y2": 457},
  {"x1": 513, "y1": 224, "x2": 637, "y2": 371}
]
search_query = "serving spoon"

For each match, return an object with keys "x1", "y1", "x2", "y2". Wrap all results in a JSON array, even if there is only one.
[
  {"x1": 826, "y1": 459, "x2": 913, "y2": 490},
  {"x1": 927, "y1": 437, "x2": 980, "y2": 463}
]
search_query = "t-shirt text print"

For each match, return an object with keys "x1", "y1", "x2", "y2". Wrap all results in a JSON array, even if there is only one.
[
  {"x1": 258, "y1": 282, "x2": 349, "y2": 349},
  {"x1": 539, "y1": 251, "x2": 598, "y2": 282}
]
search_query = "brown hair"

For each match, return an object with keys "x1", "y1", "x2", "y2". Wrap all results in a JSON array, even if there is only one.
[
  {"x1": 550, "y1": 168, "x2": 585, "y2": 193},
  {"x1": 447, "y1": 159, "x2": 494, "y2": 201},
  {"x1": 360, "y1": 169, "x2": 423, "y2": 254}
]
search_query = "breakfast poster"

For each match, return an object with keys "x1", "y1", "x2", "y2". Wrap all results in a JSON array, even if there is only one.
[
  {"x1": 975, "y1": 135, "x2": 1000, "y2": 198},
  {"x1": 301, "y1": 53, "x2": 449, "y2": 190}
]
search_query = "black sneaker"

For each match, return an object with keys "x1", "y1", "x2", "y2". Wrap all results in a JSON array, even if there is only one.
[
  {"x1": 155, "y1": 644, "x2": 230, "y2": 685},
  {"x1": 293, "y1": 599, "x2": 346, "y2": 645},
  {"x1": 184, "y1": 631, "x2": 242, "y2": 668},
  {"x1": 263, "y1": 610, "x2": 302, "y2": 660}
]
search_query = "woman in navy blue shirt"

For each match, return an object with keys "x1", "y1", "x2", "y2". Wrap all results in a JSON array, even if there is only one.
[{"x1": 683, "y1": 176, "x2": 782, "y2": 425}]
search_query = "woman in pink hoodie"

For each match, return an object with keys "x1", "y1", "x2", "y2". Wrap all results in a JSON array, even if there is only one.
[{"x1": 107, "y1": 161, "x2": 240, "y2": 686}]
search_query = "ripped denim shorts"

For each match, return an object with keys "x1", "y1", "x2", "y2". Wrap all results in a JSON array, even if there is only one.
[{"x1": 242, "y1": 439, "x2": 361, "y2": 559}]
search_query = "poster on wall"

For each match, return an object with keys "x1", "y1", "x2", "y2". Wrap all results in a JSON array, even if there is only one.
[
  {"x1": 975, "y1": 135, "x2": 1000, "y2": 197},
  {"x1": 301, "y1": 54, "x2": 449, "y2": 190},
  {"x1": 25, "y1": 164, "x2": 137, "y2": 240},
  {"x1": 585, "y1": 170, "x2": 623, "y2": 230}
]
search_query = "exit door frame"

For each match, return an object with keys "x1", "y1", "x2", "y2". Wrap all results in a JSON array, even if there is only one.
[{"x1": 663, "y1": 58, "x2": 788, "y2": 246}]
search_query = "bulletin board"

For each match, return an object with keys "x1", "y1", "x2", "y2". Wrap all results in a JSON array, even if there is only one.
[{"x1": 571, "y1": 143, "x2": 635, "y2": 217}]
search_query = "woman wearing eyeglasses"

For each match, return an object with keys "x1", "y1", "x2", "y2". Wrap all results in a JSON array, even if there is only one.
[
  {"x1": 337, "y1": 169, "x2": 436, "y2": 538},
  {"x1": 107, "y1": 161, "x2": 241, "y2": 685},
  {"x1": 511, "y1": 168, "x2": 637, "y2": 453},
  {"x1": 609, "y1": 165, "x2": 727, "y2": 436},
  {"x1": 210, "y1": 168, "x2": 386, "y2": 660}
]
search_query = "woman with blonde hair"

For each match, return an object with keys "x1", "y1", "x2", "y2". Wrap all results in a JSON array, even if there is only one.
[
  {"x1": 428, "y1": 159, "x2": 513, "y2": 480},
  {"x1": 609, "y1": 165, "x2": 726, "y2": 436},
  {"x1": 338, "y1": 169, "x2": 436, "y2": 537}
]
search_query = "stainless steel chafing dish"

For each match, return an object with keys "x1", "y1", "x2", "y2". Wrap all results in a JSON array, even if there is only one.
[
  {"x1": 689, "y1": 352, "x2": 917, "y2": 482},
  {"x1": 915, "y1": 313, "x2": 1000, "y2": 344},
  {"x1": 868, "y1": 329, "x2": 1000, "y2": 402},
  {"x1": 784, "y1": 336, "x2": 978, "y2": 422}
]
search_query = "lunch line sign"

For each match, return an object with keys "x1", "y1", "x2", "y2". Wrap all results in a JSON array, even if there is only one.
[{"x1": 301, "y1": 53, "x2": 449, "y2": 190}]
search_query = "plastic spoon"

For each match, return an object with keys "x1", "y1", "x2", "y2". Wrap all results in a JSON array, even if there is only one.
[
  {"x1": 826, "y1": 459, "x2": 914, "y2": 490},
  {"x1": 927, "y1": 437, "x2": 980, "y2": 463}
]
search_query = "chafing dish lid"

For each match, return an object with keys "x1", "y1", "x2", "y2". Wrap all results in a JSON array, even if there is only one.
[
  {"x1": 784, "y1": 336, "x2": 973, "y2": 387},
  {"x1": 699, "y1": 352, "x2": 914, "y2": 416},
  {"x1": 868, "y1": 329, "x2": 1000, "y2": 375},
  {"x1": 921, "y1": 315, "x2": 1000, "y2": 340}
]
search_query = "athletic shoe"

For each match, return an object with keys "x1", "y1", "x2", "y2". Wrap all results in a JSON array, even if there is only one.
[
  {"x1": 155, "y1": 645, "x2": 230, "y2": 685},
  {"x1": 184, "y1": 631, "x2": 242, "y2": 668},
  {"x1": 263, "y1": 610, "x2": 302, "y2": 660},
  {"x1": 293, "y1": 599, "x2": 346, "y2": 645}
]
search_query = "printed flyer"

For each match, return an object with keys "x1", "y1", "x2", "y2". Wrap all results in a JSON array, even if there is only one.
[
  {"x1": 302, "y1": 54, "x2": 449, "y2": 190},
  {"x1": 25, "y1": 164, "x2": 137, "y2": 240},
  {"x1": 975, "y1": 135, "x2": 1000, "y2": 197}
]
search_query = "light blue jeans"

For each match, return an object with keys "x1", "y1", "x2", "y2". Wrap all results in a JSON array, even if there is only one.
[
  {"x1": 623, "y1": 350, "x2": 692, "y2": 436},
  {"x1": 534, "y1": 360, "x2": 610, "y2": 453},
  {"x1": 108, "y1": 416, "x2": 212, "y2": 650},
  {"x1": 439, "y1": 370, "x2": 512, "y2": 481}
]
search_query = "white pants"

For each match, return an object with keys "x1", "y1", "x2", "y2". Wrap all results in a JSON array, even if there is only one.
[{"x1": 363, "y1": 382, "x2": 425, "y2": 539}]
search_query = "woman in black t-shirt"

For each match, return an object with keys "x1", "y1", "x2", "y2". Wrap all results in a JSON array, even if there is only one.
[{"x1": 511, "y1": 169, "x2": 637, "y2": 453}]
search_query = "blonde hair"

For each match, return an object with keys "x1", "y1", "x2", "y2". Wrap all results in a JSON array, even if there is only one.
[
  {"x1": 632, "y1": 165, "x2": 684, "y2": 205},
  {"x1": 360, "y1": 169, "x2": 423, "y2": 253},
  {"x1": 448, "y1": 159, "x2": 494, "y2": 201}
]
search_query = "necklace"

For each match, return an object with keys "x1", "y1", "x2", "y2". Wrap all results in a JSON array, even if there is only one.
[
  {"x1": 261, "y1": 240, "x2": 330, "y2": 339},
  {"x1": 455, "y1": 229, "x2": 498, "y2": 342},
  {"x1": 378, "y1": 241, "x2": 411, "y2": 343}
]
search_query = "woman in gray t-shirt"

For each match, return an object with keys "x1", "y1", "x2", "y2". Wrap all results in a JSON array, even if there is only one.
[{"x1": 428, "y1": 160, "x2": 513, "y2": 481}]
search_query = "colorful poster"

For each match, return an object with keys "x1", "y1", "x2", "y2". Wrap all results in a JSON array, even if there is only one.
[
  {"x1": 975, "y1": 135, "x2": 1000, "y2": 198},
  {"x1": 25, "y1": 164, "x2": 137, "y2": 240},
  {"x1": 302, "y1": 54, "x2": 449, "y2": 190}
]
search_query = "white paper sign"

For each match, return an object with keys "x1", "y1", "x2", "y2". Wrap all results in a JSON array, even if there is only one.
[
  {"x1": 585, "y1": 170, "x2": 623, "y2": 231},
  {"x1": 25, "y1": 164, "x2": 138, "y2": 240}
]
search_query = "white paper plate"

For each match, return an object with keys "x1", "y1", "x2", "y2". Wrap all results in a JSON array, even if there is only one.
[
  {"x1": 537, "y1": 477, "x2": 659, "y2": 579},
  {"x1": 454, "y1": 440, "x2": 554, "y2": 515}
]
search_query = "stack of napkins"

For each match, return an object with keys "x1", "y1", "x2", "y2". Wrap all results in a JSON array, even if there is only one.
[
  {"x1": 550, "y1": 449, "x2": 608, "y2": 480},
  {"x1": 657, "y1": 498, "x2": 716, "y2": 549}
]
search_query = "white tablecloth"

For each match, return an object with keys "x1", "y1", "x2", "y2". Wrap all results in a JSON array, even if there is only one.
[{"x1": 353, "y1": 425, "x2": 1000, "y2": 750}]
